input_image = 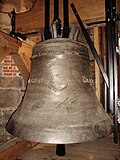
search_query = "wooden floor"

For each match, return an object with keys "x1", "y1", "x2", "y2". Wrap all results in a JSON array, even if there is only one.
[{"x1": 18, "y1": 134, "x2": 120, "y2": 160}]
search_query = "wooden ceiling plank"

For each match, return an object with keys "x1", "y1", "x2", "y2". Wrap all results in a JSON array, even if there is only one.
[{"x1": 16, "y1": 0, "x2": 107, "y2": 33}]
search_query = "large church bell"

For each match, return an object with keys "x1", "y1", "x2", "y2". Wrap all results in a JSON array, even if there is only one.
[{"x1": 6, "y1": 0, "x2": 113, "y2": 156}]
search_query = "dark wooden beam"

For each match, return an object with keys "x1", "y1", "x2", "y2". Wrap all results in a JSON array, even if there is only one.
[{"x1": 0, "y1": 138, "x2": 38, "y2": 160}]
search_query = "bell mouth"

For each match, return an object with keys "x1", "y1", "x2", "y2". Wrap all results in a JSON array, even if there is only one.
[{"x1": 6, "y1": 116, "x2": 113, "y2": 144}]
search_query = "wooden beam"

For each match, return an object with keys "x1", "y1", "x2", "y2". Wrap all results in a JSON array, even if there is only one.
[
  {"x1": 101, "y1": 26, "x2": 107, "y2": 111},
  {"x1": 0, "y1": 138, "x2": 38, "y2": 160},
  {"x1": 16, "y1": 0, "x2": 107, "y2": 33},
  {"x1": 94, "y1": 27, "x2": 101, "y2": 101},
  {"x1": 0, "y1": 31, "x2": 33, "y2": 61},
  {"x1": 19, "y1": 54, "x2": 31, "y2": 72},
  {"x1": 19, "y1": 135, "x2": 119, "y2": 160},
  {"x1": 18, "y1": 41, "x2": 33, "y2": 58},
  {"x1": 0, "y1": 138, "x2": 21, "y2": 152},
  {"x1": 0, "y1": 31, "x2": 33, "y2": 82},
  {"x1": 0, "y1": 31, "x2": 20, "y2": 62},
  {"x1": 18, "y1": 41, "x2": 33, "y2": 72},
  {"x1": 0, "y1": 46, "x2": 12, "y2": 62}
]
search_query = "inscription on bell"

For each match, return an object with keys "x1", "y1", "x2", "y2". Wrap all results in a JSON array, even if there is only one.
[
  {"x1": 28, "y1": 78, "x2": 69, "y2": 92},
  {"x1": 82, "y1": 76, "x2": 93, "y2": 85}
]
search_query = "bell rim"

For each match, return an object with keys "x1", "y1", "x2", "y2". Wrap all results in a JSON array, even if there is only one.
[{"x1": 6, "y1": 117, "x2": 113, "y2": 144}]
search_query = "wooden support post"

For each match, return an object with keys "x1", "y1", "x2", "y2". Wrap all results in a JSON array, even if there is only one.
[
  {"x1": 101, "y1": 26, "x2": 107, "y2": 111},
  {"x1": 94, "y1": 27, "x2": 101, "y2": 101}
]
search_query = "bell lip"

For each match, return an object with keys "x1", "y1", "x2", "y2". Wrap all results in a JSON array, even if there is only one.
[
  {"x1": 6, "y1": 119, "x2": 113, "y2": 144},
  {"x1": 6, "y1": 130, "x2": 113, "y2": 145}
]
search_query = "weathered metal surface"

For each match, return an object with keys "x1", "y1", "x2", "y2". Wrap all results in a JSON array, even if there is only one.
[{"x1": 6, "y1": 38, "x2": 113, "y2": 144}]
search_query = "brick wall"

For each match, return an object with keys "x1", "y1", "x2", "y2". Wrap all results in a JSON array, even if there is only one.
[
  {"x1": 1, "y1": 55, "x2": 20, "y2": 77},
  {"x1": 0, "y1": 55, "x2": 25, "y2": 142}
]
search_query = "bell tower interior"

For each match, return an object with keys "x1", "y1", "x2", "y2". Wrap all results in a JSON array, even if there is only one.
[{"x1": 0, "y1": 0, "x2": 120, "y2": 159}]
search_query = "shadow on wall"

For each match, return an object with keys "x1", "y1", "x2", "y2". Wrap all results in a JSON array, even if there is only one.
[
  {"x1": 0, "y1": 77, "x2": 25, "y2": 142},
  {"x1": 0, "y1": 55, "x2": 26, "y2": 142}
]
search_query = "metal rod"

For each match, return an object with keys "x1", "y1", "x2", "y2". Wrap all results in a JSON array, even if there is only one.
[
  {"x1": 104, "y1": 55, "x2": 108, "y2": 112},
  {"x1": 44, "y1": 0, "x2": 50, "y2": 29},
  {"x1": 74, "y1": 27, "x2": 80, "y2": 41},
  {"x1": 44, "y1": 0, "x2": 52, "y2": 40},
  {"x1": 86, "y1": 20, "x2": 106, "y2": 26},
  {"x1": 69, "y1": 25, "x2": 77, "y2": 39},
  {"x1": 70, "y1": 3, "x2": 109, "y2": 87},
  {"x1": 10, "y1": 9, "x2": 27, "y2": 40},
  {"x1": 11, "y1": 8, "x2": 16, "y2": 33},
  {"x1": 112, "y1": 0, "x2": 117, "y2": 111},
  {"x1": 111, "y1": 0, "x2": 118, "y2": 143},
  {"x1": 105, "y1": 0, "x2": 118, "y2": 143},
  {"x1": 52, "y1": 0, "x2": 61, "y2": 36},
  {"x1": 54, "y1": 0, "x2": 59, "y2": 20},
  {"x1": 52, "y1": 21, "x2": 58, "y2": 38},
  {"x1": 63, "y1": 0, "x2": 69, "y2": 38},
  {"x1": 105, "y1": 0, "x2": 114, "y2": 113},
  {"x1": 56, "y1": 144, "x2": 66, "y2": 156}
]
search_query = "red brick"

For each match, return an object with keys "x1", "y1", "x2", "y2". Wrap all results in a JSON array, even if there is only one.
[
  {"x1": 4, "y1": 60, "x2": 13, "y2": 63},
  {"x1": 3, "y1": 73, "x2": 12, "y2": 76},
  {"x1": 2, "y1": 70, "x2": 10, "y2": 72},
  {"x1": 11, "y1": 70, "x2": 19, "y2": 73},
  {"x1": 11, "y1": 63, "x2": 16, "y2": 66},
  {"x1": 13, "y1": 73, "x2": 17, "y2": 76},
  {"x1": 2, "y1": 63, "x2": 11, "y2": 66},
  {"x1": 3, "y1": 66, "x2": 8, "y2": 69}
]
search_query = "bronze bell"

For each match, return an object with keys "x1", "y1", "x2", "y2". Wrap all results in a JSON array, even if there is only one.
[{"x1": 6, "y1": 38, "x2": 113, "y2": 144}]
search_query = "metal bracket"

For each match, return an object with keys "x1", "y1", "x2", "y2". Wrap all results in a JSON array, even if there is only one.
[
  {"x1": 10, "y1": 8, "x2": 27, "y2": 40},
  {"x1": 116, "y1": 37, "x2": 120, "y2": 55},
  {"x1": 117, "y1": 98, "x2": 120, "y2": 107},
  {"x1": 117, "y1": 98, "x2": 120, "y2": 124}
]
